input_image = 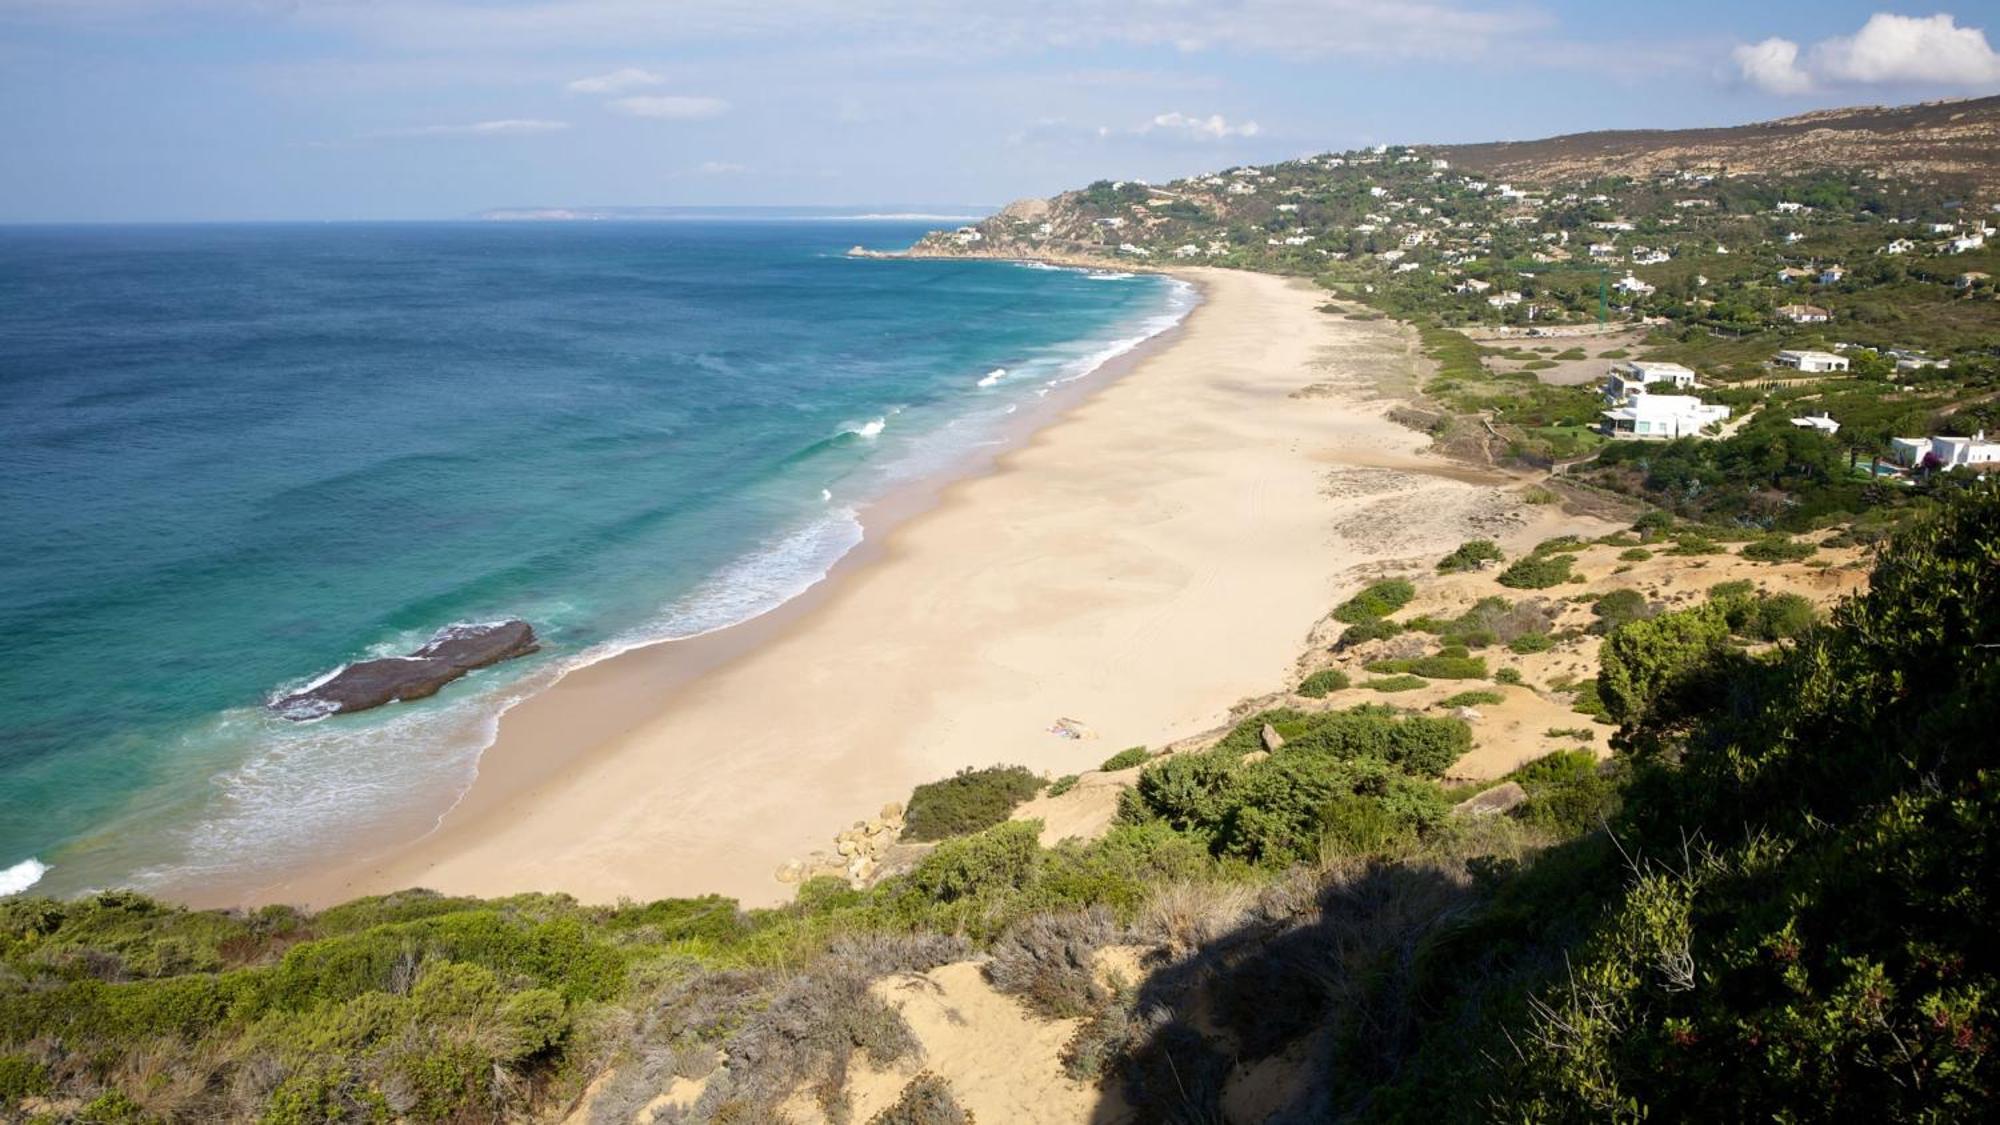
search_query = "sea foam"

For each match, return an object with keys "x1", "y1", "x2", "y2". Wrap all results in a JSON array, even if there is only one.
[
  {"x1": 977, "y1": 368, "x2": 1008, "y2": 387},
  {"x1": 1, "y1": 858, "x2": 48, "y2": 896}
]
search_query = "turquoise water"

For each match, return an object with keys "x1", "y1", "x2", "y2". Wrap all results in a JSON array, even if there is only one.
[{"x1": 0, "y1": 221, "x2": 1193, "y2": 897}]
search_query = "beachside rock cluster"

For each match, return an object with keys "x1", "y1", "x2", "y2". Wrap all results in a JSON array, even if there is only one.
[
  {"x1": 775, "y1": 802, "x2": 908, "y2": 889},
  {"x1": 272, "y1": 620, "x2": 540, "y2": 719}
]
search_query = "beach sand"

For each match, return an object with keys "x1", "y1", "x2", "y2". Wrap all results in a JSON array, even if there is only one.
[{"x1": 257, "y1": 267, "x2": 1540, "y2": 910}]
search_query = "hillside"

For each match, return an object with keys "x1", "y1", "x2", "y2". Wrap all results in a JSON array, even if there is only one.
[{"x1": 1431, "y1": 96, "x2": 2000, "y2": 195}]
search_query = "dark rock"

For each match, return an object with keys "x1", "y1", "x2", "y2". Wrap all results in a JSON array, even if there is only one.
[{"x1": 274, "y1": 620, "x2": 539, "y2": 719}]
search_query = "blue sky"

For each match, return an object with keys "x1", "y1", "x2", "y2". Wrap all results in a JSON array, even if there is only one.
[{"x1": 1, "y1": 2, "x2": 1997, "y2": 221}]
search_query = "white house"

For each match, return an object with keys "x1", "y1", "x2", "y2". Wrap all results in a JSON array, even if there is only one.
[
  {"x1": 1604, "y1": 360, "x2": 1697, "y2": 402},
  {"x1": 1613, "y1": 273, "x2": 1656, "y2": 296},
  {"x1": 1890, "y1": 432, "x2": 2000, "y2": 473},
  {"x1": 1601, "y1": 394, "x2": 1731, "y2": 439},
  {"x1": 1818, "y1": 265, "x2": 1846, "y2": 284},
  {"x1": 1774, "y1": 349, "x2": 1850, "y2": 374},
  {"x1": 1487, "y1": 291, "x2": 1524, "y2": 308},
  {"x1": 1949, "y1": 233, "x2": 1986, "y2": 254},
  {"x1": 1884, "y1": 238, "x2": 1916, "y2": 255},
  {"x1": 1777, "y1": 304, "x2": 1830, "y2": 324},
  {"x1": 1790, "y1": 414, "x2": 1840, "y2": 436}
]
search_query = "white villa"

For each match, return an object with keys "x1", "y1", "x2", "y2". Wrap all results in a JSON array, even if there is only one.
[
  {"x1": 1790, "y1": 414, "x2": 1841, "y2": 436},
  {"x1": 1605, "y1": 360, "x2": 1697, "y2": 400},
  {"x1": 1890, "y1": 432, "x2": 2000, "y2": 474},
  {"x1": 1777, "y1": 304, "x2": 1829, "y2": 324},
  {"x1": 1613, "y1": 273, "x2": 1655, "y2": 296},
  {"x1": 1775, "y1": 349, "x2": 1850, "y2": 374},
  {"x1": 1601, "y1": 394, "x2": 1730, "y2": 439}
]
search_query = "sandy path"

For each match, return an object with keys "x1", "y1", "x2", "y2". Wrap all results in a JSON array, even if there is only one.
[{"x1": 260, "y1": 267, "x2": 1522, "y2": 910}]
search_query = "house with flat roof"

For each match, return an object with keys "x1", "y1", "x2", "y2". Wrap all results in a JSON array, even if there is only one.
[
  {"x1": 1890, "y1": 432, "x2": 2000, "y2": 473},
  {"x1": 1604, "y1": 360, "x2": 1696, "y2": 402},
  {"x1": 1774, "y1": 349, "x2": 1850, "y2": 374},
  {"x1": 1601, "y1": 394, "x2": 1730, "y2": 440},
  {"x1": 1777, "y1": 304, "x2": 1829, "y2": 324},
  {"x1": 1790, "y1": 414, "x2": 1840, "y2": 435}
]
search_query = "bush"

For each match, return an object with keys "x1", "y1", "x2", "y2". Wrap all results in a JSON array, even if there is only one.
[
  {"x1": 1437, "y1": 539, "x2": 1504, "y2": 573},
  {"x1": 1596, "y1": 604, "x2": 1734, "y2": 726},
  {"x1": 1047, "y1": 774, "x2": 1079, "y2": 797},
  {"x1": 1338, "y1": 618, "x2": 1404, "y2": 647},
  {"x1": 0, "y1": 1054, "x2": 50, "y2": 1108},
  {"x1": 1297, "y1": 668, "x2": 1352, "y2": 698},
  {"x1": 1619, "y1": 547, "x2": 1654, "y2": 562},
  {"x1": 902, "y1": 765, "x2": 1044, "y2": 841},
  {"x1": 1497, "y1": 554, "x2": 1574, "y2": 589},
  {"x1": 1439, "y1": 690, "x2": 1504, "y2": 708},
  {"x1": 869, "y1": 1072, "x2": 973, "y2": 1125},
  {"x1": 1123, "y1": 752, "x2": 1242, "y2": 833},
  {"x1": 1717, "y1": 590, "x2": 1819, "y2": 641},
  {"x1": 1363, "y1": 654, "x2": 1488, "y2": 680},
  {"x1": 1494, "y1": 667, "x2": 1525, "y2": 686},
  {"x1": 985, "y1": 908, "x2": 1117, "y2": 1018},
  {"x1": 1507, "y1": 632, "x2": 1555, "y2": 654},
  {"x1": 1100, "y1": 746, "x2": 1151, "y2": 772},
  {"x1": 1589, "y1": 588, "x2": 1654, "y2": 633},
  {"x1": 1333, "y1": 578, "x2": 1417, "y2": 624},
  {"x1": 906, "y1": 821, "x2": 1043, "y2": 903},
  {"x1": 1508, "y1": 750, "x2": 1616, "y2": 838},
  {"x1": 1740, "y1": 535, "x2": 1817, "y2": 562},
  {"x1": 1365, "y1": 675, "x2": 1428, "y2": 692}
]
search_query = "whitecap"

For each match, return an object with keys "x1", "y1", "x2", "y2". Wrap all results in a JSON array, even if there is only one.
[
  {"x1": 846, "y1": 417, "x2": 887, "y2": 439},
  {"x1": 1, "y1": 858, "x2": 49, "y2": 896},
  {"x1": 976, "y1": 368, "x2": 1008, "y2": 388}
]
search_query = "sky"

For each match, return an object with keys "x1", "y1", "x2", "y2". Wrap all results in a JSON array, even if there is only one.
[{"x1": 1, "y1": 2, "x2": 1998, "y2": 221}]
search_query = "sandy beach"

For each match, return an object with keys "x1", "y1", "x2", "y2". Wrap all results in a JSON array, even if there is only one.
[{"x1": 258, "y1": 266, "x2": 1537, "y2": 910}]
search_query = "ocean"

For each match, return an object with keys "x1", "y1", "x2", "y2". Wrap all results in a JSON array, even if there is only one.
[{"x1": 0, "y1": 220, "x2": 1194, "y2": 899}]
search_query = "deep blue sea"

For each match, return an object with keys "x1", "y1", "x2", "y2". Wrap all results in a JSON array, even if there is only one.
[{"x1": 0, "y1": 221, "x2": 1192, "y2": 897}]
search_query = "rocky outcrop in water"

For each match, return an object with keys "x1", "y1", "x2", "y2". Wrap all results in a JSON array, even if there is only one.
[{"x1": 273, "y1": 620, "x2": 539, "y2": 720}]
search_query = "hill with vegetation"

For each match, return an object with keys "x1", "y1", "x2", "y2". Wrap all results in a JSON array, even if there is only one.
[{"x1": 3, "y1": 484, "x2": 1993, "y2": 1122}]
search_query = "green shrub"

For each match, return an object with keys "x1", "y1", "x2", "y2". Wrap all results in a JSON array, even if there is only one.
[
  {"x1": 1122, "y1": 751, "x2": 1242, "y2": 833},
  {"x1": 902, "y1": 765, "x2": 1044, "y2": 841},
  {"x1": 1595, "y1": 604, "x2": 1733, "y2": 726},
  {"x1": 1533, "y1": 535, "x2": 1588, "y2": 555},
  {"x1": 0, "y1": 1054, "x2": 50, "y2": 1108},
  {"x1": 1497, "y1": 554, "x2": 1574, "y2": 589},
  {"x1": 1437, "y1": 539, "x2": 1504, "y2": 573},
  {"x1": 1508, "y1": 632, "x2": 1554, "y2": 654},
  {"x1": 907, "y1": 820, "x2": 1043, "y2": 903},
  {"x1": 1740, "y1": 535, "x2": 1816, "y2": 562},
  {"x1": 1364, "y1": 674, "x2": 1428, "y2": 692},
  {"x1": 1494, "y1": 667, "x2": 1525, "y2": 686},
  {"x1": 1618, "y1": 547, "x2": 1653, "y2": 562},
  {"x1": 1589, "y1": 588, "x2": 1653, "y2": 633},
  {"x1": 1048, "y1": 774, "x2": 1079, "y2": 797},
  {"x1": 1099, "y1": 746, "x2": 1151, "y2": 772},
  {"x1": 1439, "y1": 690, "x2": 1504, "y2": 708},
  {"x1": 1297, "y1": 668, "x2": 1351, "y2": 697},
  {"x1": 1363, "y1": 654, "x2": 1488, "y2": 680},
  {"x1": 1332, "y1": 578, "x2": 1417, "y2": 624},
  {"x1": 1717, "y1": 590, "x2": 1819, "y2": 641},
  {"x1": 1508, "y1": 749, "x2": 1616, "y2": 838},
  {"x1": 1338, "y1": 618, "x2": 1404, "y2": 647}
]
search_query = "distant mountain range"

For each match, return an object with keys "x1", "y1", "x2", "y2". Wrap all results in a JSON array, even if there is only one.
[{"x1": 1431, "y1": 95, "x2": 2000, "y2": 196}]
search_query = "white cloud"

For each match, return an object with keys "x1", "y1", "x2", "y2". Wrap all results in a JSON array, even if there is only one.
[
  {"x1": 1143, "y1": 112, "x2": 1262, "y2": 140},
  {"x1": 376, "y1": 118, "x2": 571, "y2": 138},
  {"x1": 1734, "y1": 12, "x2": 2000, "y2": 94},
  {"x1": 1814, "y1": 13, "x2": 2000, "y2": 86},
  {"x1": 606, "y1": 95, "x2": 729, "y2": 120},
  {"x1": 566, "y1": 66, "x2": 666, "y2": 93},
  {"x1": 1732, "y1": 37, "x2": 1813, "y2": 95}
]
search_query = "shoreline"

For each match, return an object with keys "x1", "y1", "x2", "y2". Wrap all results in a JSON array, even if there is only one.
[{"x1": 231, "y1": 266, "x2": 1552, "y2": 911}]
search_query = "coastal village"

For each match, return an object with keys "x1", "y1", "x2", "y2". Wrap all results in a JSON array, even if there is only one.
[{"x1": 917, "y1": 98, "x2": 2000, "y2": 498}]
